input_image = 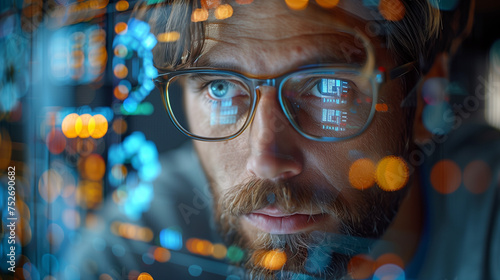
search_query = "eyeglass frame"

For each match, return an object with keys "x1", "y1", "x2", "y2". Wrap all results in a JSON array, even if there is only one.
[{"x1": 154, "y1": 62, "x2": 416, "y2": 142}]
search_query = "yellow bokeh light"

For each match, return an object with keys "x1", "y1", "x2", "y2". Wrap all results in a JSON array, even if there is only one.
[
  {"x1": 114, "y1": 22, "x2": 128, "y2": 34},
  {"x1": 375, "y1": 156, "x2": 409, "y2": 191},
  {"x1": 285, "y1": 0, "x2": 308, "y2": 10},
  {"x1": 261, "y1": 250, "x2": 287, "y2": 270},
  {"x1": 212, "y1": 244, "x2": 227, "y2": 259},
  {"x1": 191, "y1": 8, "x2": 209, "y2": 22},
  {"x1": 315, "y1": 0, "x2": 339, "y2": 8},
  {"x1": 215, "y1": 4, "x2": 233, "y2": 20},
  {"x1": 38, "y1": 169, "x2": 63, "y2": 203},
  {"x1": 379, "y1": 0, "x2": 405, "y2": 21},
  {"x1": 115, "y1": 0, "x2": 129, "y2": 11},
  {"x1": 349, "y1": 158, "x2": 376, "y2": 190},
  {"x1": 89, "y1": 114, "x2": 108, "y2": 139},
  {"x1": 154, "y1": 247, "x2": 171, "y2": 262},
  {"x1": 83, "y1": 154, "x2": 106, "y2": 181},
  {"x1": 77, "y1": 114, "x2": 92, "y2": 138},
  {"x1": 62, "y1": 113, "x2": 80, "y2": 138},
  {"x1": 157, "y1": 31, "x2": 181, "y2": 42},
  {"x1": 430, "y1": 159, "x2": 461, "y2": 194},
  {"x1": 196, "y1": 240, "x2": 214, "y2": 256},
  {"x1": 113, "y1": 64, "x2": 128, "y2": 79},
  {"x1": 138, "y1": 272, "x2": 153, "y2": 280}
]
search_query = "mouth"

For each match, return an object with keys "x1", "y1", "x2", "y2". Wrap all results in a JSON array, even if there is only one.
[{"x1": 243, "y1": 206, "x2": 328, "y2": 234}]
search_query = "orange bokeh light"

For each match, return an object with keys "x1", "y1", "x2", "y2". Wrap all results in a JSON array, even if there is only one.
[
  {"x1": 157, "y1": 31, "x2": 181, "y2": 42},
  {"x1": 375, "y1": 103, "x2": 389, "y2": 112},
  {"x1": 113, "y1": 64, "x2": 128, "y2": 79},
  {"x1": 114, "y1": 22, "x2": 128, "y2": 34},
  {"x1": 62, "y1": 113, "x2": 81, "y2": 138},
  {"x1": 379, "y1": 0, "x2": 405, "y2": 21},
  {"x1": 315, "y1": 0, "x2": 339, "y2": 8},
  {"x1": 137, "y1": 272, "x2": 153, "y2": 280},
  {"x1": 235, "y1": 0, "x2": 253, "y2": 4},
  {"x1": 153, "y1": 247, "x2": 171, "y2": 262},
  {"x1": 115, "y1": 0, "x2": 129, "y2": 11},
  {"x1": 430, "y1": 159, "x2": 461, "y2": 194},
  {"x1": 285, "y1": 0, "x2": 308, "y2": 10},
  {"x1": 376, "y1": 156, "x2": 409, "y2": 191},
  {"x1": 112, "y1": 118, "x2": 128, "y2": 135},
  {"x1": 114, "y1": 85, "x2": 129, "y2": 100},
  {"x1": 348, "y1": 254, "x2": 374, "y2": 279},
  {"x1": 83, "y1": 154, "x2": 106, "y2": 181},
  {"x1": 76, "y1": 114, "x2": 92, "y2": 138},
  {"x1": 374, "y1": 253, "x2": 405, "y2": 270},
  {"x1": 89, "y1": 114, "x2": 108, "y2": 139},
  {"x1": 215, "y1": 4, "x2": 233, "y2": 20},
  {"x1": 191, "y1": 8, "x2": 209, "y2": 22},
  {"x1": 349, "y1": 158, "x2": 376, "y2": 190}
]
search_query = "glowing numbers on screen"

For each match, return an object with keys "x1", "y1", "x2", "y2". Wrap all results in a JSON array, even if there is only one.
[
  {"x1": 108, "y1": 132, "x2": 160, "y2": 219},
  {"x1": 49, "y1": 25, "x2": 107, "y2": 85},
  {"x1": 319, "y1": 78, "x2": 349, "y2": 131},
  {"x1": 211, "y1": 99, "x2": 238, "y2": 125},
  {"x1": 112, "y1": 18, "x2": 158, "y2": 113}
]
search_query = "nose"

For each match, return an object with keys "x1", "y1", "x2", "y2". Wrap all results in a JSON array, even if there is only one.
[{"x1": 246, "y1": 86, "x2": 303, "y2": 180}]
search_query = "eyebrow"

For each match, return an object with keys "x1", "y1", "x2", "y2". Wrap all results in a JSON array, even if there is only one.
[{"x1": 195, "y1": 34, "x2": 368, "y2": 77}]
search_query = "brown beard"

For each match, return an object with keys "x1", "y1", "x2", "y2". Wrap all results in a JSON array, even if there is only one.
[{"x1": 212, "y1": 178, "x2": 407, "y2": 279}]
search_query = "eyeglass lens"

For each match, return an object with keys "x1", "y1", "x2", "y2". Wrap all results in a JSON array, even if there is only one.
[{"x1": 166, "y1": 71, "x2": 374, "y2": 139}]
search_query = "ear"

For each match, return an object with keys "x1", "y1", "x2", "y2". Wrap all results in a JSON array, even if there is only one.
[{"x1": 413, "y1": 52, "x2": 450, "y2": 143}]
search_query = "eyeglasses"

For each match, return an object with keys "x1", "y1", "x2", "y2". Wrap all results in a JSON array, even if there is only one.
[{"x1": 154, "y1": 63, "x2": 415, "y2": 142}]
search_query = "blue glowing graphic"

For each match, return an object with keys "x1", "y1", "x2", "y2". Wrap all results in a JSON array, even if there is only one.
[
  {"x1": 373, "y1": 264, "x2": 405, "y2": 280},
  {"x1": 160, "y1": 227, "x2": 183, "y2": 250},
  {"x1": 108, "y1": 132, "x2": 161, "y2": 220},
  {"x1": 113, "y1": 18, "x2": 158, "y2": 113}
]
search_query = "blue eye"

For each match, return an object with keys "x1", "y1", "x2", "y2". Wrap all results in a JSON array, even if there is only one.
[{"x1": 209, "y1": 80, "x2": 231, "y2": 98}]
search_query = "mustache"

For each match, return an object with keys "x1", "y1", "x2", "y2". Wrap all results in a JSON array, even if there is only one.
[{"x1": 220, "y1": 178, "x2": 353, "y2": 220}]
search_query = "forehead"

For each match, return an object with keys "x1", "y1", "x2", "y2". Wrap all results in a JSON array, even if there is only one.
[{"x1": 196, "y1": 1, "x2": 383, "y2": 77}]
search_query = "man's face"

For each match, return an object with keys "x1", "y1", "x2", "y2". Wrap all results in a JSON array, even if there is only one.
[{"x1": 187, "y1": 1, "x2": 412, "y2": 278}]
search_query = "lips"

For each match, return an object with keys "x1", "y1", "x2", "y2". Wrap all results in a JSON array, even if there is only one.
[{"x1": 243, "y1": 206, "x2": 328, "y2": 234}]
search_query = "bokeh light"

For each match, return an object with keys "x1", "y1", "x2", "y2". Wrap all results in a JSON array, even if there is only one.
[
  {"x1": 375, "y1": 103, "x2": 389, "y2": 112},
  {"x1": 429, "y1": 0, "x2": 459, "y2": 11},
  {"x1": 82, "y1": 154, "x2": 106, "y2": 181},
  {"x1": 201, "y1": 0, "x2": 221, "y2": 9},
  {"x1": 422, "y1": 102, "x2": 454, "y2": 135},
  {"x1": 422, "y1": 78, "x2": 449, "y2": 105},
  {"x1": 212, "y1": 244, "x2": 227, "y2": 259},
  {"x1": 153, "y1": 247, "x2": 171, "y2": 262},
  {"x1": 46, "y1": 223, "x2": 65, "y2": 249},
  {"x1": 88, "y1": 114, "x2": 108, "y2": 138},
  {"x1": 114, "y1": 22, "x2": 128, "y2": 34},
  {"x1": 215, "y1": 4, "x2": 234, "y2": 20},
  {"x1": 38, "y1": 169, "x2": 63, "y2": 203},
  {"x1": 374, "y1": 253, "x2": 405, "y2": 271},
  {"x1": 115, "y1": 0, "x2": 129, "y2": 11},
  {"x1": 315, "y1": 0, "x2": 339, "y2": 8},
  {"x1": 62, "y1": 209, "x2": 81, "y2": 230},
  {"x1": 463, "y1": 160, "x2": 492, "y2": 194},
  {"x1": 376, "y1": 156, "x2": 409, "y2": 191},
  {"x1": 114, "y1": 85, "x2": 129, "y2": 100},
  {"x1": 373, "y1": 263, "x2": 405, "y2": 280},
  {"x1": 113, "y1": 64, "x2": 128, "y2": 79},
  {"x1": 62, "y1": 113, "x2": 81, "y2": 138},
  {"x1": 75, "y1": 114, "x2": 92, "y2": 138},
  {"x1": 138, "y1": 272, "x2": 154, "y2": 280},
  {"x1": 46, "y1": 128, "x2": 66, "y2": 154},
  {"x1": 349, "y1": 158, "x2": 376, "y2": 190},
  {"x1": 262, "y1": 250, "x2": 287, "y2": 270},
  {"x1": 235, "y1": 0, "x2": 253, "y2": 4},
  {"x1": 226, "y1": 245, "x2": 245, "y2": 263},
  {"x1": 188, "y1": 265, "x2": 203, "y2": 277},
  {"x1": 285, "y1": 0, "x2": 308, "y2": 10},
  {"x1": 157, "y1": 31, "x2": 181, "y2": 43},
  {"x1": 0, "y1": 129, "x2": 12, "y2": 169},
  {"x1": 379, "y1": 0, "x2": 405, "y2": 21},
  {"x1": 160, "y1": 227, "x2": 183, "y2": 250},
  {"x1": 191, "y1": 8, "x2": 209, "y2": 22},
  {"x1": 112, "y1": 117, "x2": 128, "y2": 134},
  {"x1": 348, "y1": 254, "x2": 374, "y2": 280},
  {"x1": 113, "y1": 44, "x2": 128, "y2": 58},
  {"x1": 430, "y1": 159, "x2": 461, "y2": 194}
]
